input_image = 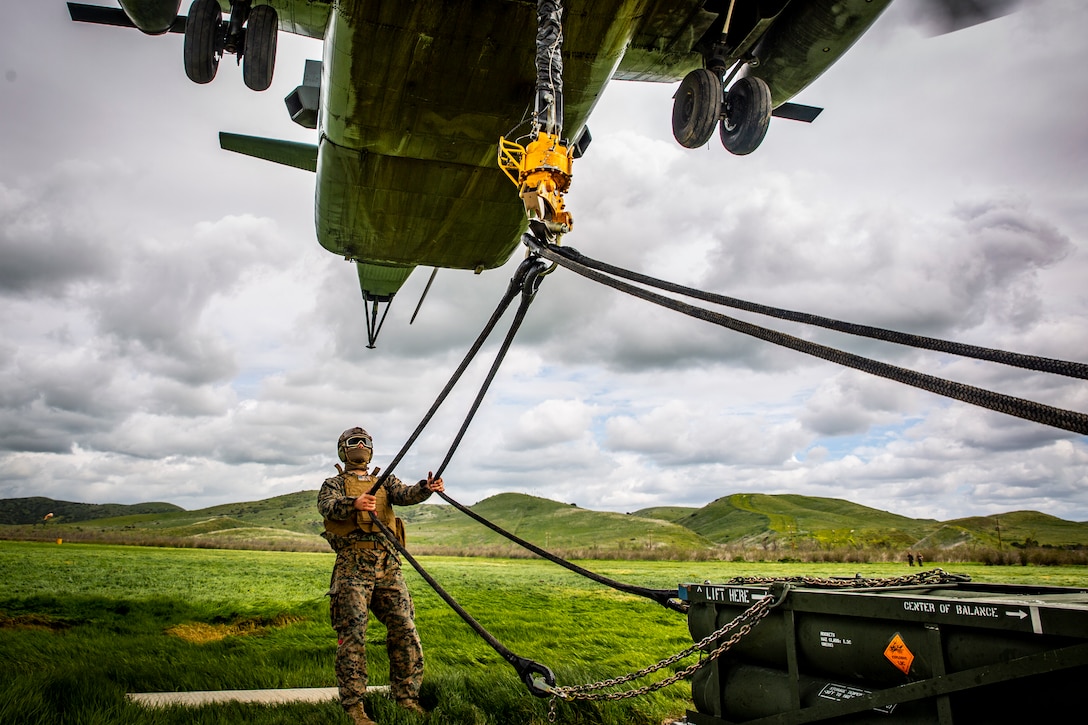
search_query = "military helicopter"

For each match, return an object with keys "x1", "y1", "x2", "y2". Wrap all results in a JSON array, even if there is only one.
[{"x1": 67, "y1": 0, "x2": 1018, "y2": 346}]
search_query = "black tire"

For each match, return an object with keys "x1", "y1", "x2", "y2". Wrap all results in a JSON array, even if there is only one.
[
  {"x1": 720, "y1": 76, "x2": 773, "y2": 156},
  {"x1": 243, "y1": 5, "x2": 278, "y2": 92},
  {"x1": 183, "y1": 0, "x2": 222, "y2": 84},
  {"x1": 672, "y1": 68, "x2": 723, "y2": 149}
]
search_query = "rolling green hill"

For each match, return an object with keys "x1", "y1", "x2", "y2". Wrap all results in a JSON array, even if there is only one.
[
  {"x1": 406, "y1": 493, "x2": 714, "y2": 552},
  {"x1": 0, "y1": 491, "x2": 712, "y2": 554},
  {"x1": 196, "y1": 490, "x2": 325, "y2": 535},
  {"x1": 631, "y1": 506, "x2": 698, "y2": 523},
  {"x1": 677, "y1": 493, "x2": 938, "y2": 548},
  {"x1": 934, "y1": 511, "x2": 1088, "y2": 548},
  {"x1": 2, "y1": 491, "x2": 1086, "y2": 555},
  {"x1": 0, "y1": 496, "x2": 182, "y2": 525}
]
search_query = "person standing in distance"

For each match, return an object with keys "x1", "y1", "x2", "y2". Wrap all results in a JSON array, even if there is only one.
[{"x1": 318, "y1": 426, "x2": 444, "y2": 725}]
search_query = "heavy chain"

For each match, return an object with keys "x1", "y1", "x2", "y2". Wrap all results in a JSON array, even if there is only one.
[
  {"x1": 726, "y1": 567, "x2": 970, "y2": 589},
  {"x1": 546, "y1": 589, "x2": 779, "y2": 720},
  {"x1": 544, "y1": 569, "x2": 971, "y2": 721}
]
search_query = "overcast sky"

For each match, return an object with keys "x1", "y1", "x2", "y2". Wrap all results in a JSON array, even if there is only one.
[{"x1": 2, "y1": 2, "x2": 1086, "y2": 523}]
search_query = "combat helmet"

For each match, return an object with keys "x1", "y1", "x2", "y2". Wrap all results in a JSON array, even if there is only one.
[{"x1": 338, "y1": 427, "x2": 373, "y2": 465}]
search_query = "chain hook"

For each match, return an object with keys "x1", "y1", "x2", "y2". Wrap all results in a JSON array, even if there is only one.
[
  {"x1": 508, "y1": 654, "x2": 557, "y2": 698},
  {"x1": 768, "y1": 581, "x2": 791, "y2": 608}
]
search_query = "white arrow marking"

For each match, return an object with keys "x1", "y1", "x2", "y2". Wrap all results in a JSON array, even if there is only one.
[{"x1": 1006, "y1": 610, "x2": 1028, "y2": 620}]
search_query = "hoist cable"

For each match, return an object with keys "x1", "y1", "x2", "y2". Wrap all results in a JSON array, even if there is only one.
[
  {"x1": 364, "y1": 256, "x2": 543, "y2": 497},
  {"x1": 356, "y1": 256, "x2": 557, "y2": 697},
  {"x1": 535, "y1": 0, "x2": 565, "y2": 134},
  {"x1": 526, "y1": 238, "x2": 1088, "y2": 435},
  {"x1": 545, "y1": 244, "x2": 1088, "y2": 380},
  {"x1": 352, "y1": 249, "x2": 686, "y2": 700},
  {"x1": 432, "y1": 260, "x2": 548, "y2": 479},
  {"x1": 417, "y1": 240, "x2": 685, "y2": 612}
]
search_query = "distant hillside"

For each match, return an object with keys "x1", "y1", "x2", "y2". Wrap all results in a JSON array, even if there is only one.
[
  {"x1": 3, "y1": 491, "x2": 1086, "y2": 556},
  {"x1": 0, "y1": 491, "x2": 712, "y2": 554},
  {"x1": 0, "y1": 496, "x2": 182, "y2": 525},
  {"x1": 929, "y1": 511, "x2": 1088, "y2": 549},
  {"x1": 631, "y1": 506, "x2": 698, "y2": 523},
  {"x1": 678, "y1": 493, "x2": 936, "y2": 548},
  {"x1": 196, "y1": 491, "x2": 325, "y2": 535},
  {"x1": 406, "y1": 493, "x2": 714, "y2": 552}
]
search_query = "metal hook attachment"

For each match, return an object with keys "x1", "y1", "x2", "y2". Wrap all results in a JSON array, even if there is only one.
[{"x1": 508, "y1": 654, "x2": 557, "y2": 698}]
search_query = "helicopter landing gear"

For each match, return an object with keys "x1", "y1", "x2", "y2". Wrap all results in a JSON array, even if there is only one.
[
  {"x1": 183, "y1": 0, "x2": 222, "y2": 84},
  {"x1": 671, "y1": 67, "x2": 774, "y2": 155},
  {"x1": 672, "y1": 68, "x2": 724, "y2": 149},
  {"x1": 720, "y1": 76, "x2": 772, "y2": 155},
  {"x1": 182, "y1": 0, "x2": 278, "y2": 91},
  {"x1": 242, "y1": 4, "x2": 277, "y2": 91}
]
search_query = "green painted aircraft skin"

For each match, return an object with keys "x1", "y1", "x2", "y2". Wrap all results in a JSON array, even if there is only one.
[
  {"x1": 95, "y1": 1, "x2": 897, "y2": 303},
  {"x1": 268, "y1": 0, "x2": 889, "y2": 298},
  {"x1": 744, "y1": 0, "x2": 891, "y2": 105},
  {"x1": 312, "y1": 0, "x2": 704, "y2": 283}
]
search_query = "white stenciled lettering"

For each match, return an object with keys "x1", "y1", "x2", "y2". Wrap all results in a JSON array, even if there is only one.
[
  {"x1": 729, "y1": 588, "x2": 750, "y2": 604},
  {"x1": 955, "y1": 604, "x2": 999, "y2": 618},
  {"x1": 819, "y1": 631, "x2": 853, "y2": 649},
  {"x1": 707, "y1": 587, "x2": 727, "y2": 602},
  {"x1": 903, "y1": 601, "x2": 936, "y2": 613}
]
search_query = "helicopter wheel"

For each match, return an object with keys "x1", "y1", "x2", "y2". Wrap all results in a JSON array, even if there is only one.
[
  {"x1": 243, "y1": 4, "x2": 278, "y2": 92},
  {"x1": 720, "y1": 76, "x2": 772, "y2": 155},
  {"x1": 672, "y1": 68, "x2": 723, "y2": 149},
  {"x1": 183, "y1": 0, "x2": 222, "y2": 84}
]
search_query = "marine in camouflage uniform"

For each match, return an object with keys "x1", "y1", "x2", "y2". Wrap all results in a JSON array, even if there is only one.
[{"x1": 319, "y1": 426, "x2": 444, "y2": 725}]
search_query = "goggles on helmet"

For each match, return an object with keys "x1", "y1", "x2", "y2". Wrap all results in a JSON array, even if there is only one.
[{"x1": 345, "y1": 434, "x2": 372, "y2": 449}]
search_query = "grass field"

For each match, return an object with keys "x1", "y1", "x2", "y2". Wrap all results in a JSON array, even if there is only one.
[{"x1": 1, "y1": 541, "x2": 1086, "y2": 724}]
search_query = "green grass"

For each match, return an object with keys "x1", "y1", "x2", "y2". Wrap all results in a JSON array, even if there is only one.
[{"x1": 2, "y1": 540, "x2": 1087, "y2": 724}]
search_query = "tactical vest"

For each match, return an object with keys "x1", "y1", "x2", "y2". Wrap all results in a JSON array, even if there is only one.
[{"x1": 323, "y1": 471, "x2": 405, "y2": 545}]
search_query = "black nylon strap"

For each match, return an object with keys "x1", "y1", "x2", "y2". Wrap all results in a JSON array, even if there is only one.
[
  {"x1": 366, "y1": 257, "x2": 545, "y2": 496},
  {"x1": 547, "y1": 244, "x2": 1088, "y2": 380},
  {"x1": 368, "y1": 510, "x2": 556, "y2": 698},
  {"x1": 434, "y1": 489, "x2": 686, "y2": 613},
  {"x1": 527, "y1": 238, "x2": 1088, "y2": 435}
]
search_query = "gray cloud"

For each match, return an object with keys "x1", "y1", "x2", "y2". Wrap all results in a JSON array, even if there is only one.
[
  {"x1": 0, "y1": 2, "x2": 1085, "y2": 521},
  {"x1": 0, "y1": 176, "x2": 116, "y2": 295},
  {"x1": 799, "y1": 372, "x2": 920, "y2": 437}
]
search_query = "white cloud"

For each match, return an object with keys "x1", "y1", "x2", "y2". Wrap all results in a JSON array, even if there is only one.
[{"x1": 503, "y1": 399, "x2": 598, "y2": 450}]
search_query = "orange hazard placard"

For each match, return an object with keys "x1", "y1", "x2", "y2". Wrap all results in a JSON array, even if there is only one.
[{"x1": 883, "y1": 633, "x2": 914, "y2": 675}]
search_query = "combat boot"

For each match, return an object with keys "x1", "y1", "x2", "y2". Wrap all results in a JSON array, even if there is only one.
[
  {"x1": 397, "y1": 698, "x2": 426, "y2": 715},
  {"x1": 346, "y1": 703, "x2": 377, "y2": 725}
]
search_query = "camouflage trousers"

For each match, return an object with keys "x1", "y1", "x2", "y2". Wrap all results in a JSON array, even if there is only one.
[{"x1": 329, "y1": 545, "x2": 424, "y2": 708}]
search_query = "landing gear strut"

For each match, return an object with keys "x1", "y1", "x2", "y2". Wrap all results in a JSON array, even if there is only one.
[{"x1": 183, "y1": 0, "x2": 278, "y2": 91}]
